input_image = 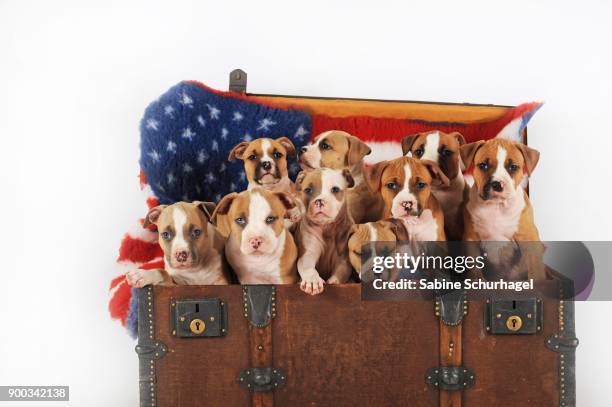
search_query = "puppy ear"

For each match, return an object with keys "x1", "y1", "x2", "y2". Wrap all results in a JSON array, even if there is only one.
[
  {"x1": 294, "y1": 171, "x2": 307, "y2": 191},
  {"x1": 347, "y1": 135, "x2": 371, "y2": 166},
  {"x1": 193, "y1": 201, "x2": 216, "y2": 221},
  {"x1": 401, "y1": 133, "x2": 420, "y2": 156},
  {"x1": 450, "y1": 132, "x2": 466, "y2": 146},
  {"x1": 228, "y1": 141, "x2": 250, "y2": 161},
  {"x1": 515, "y1": 143, "x2": 540, "y2": 175},
  {"x1": 342, "y1": 168, "x2": 355, "y2": 188},
  {"x1": 460, "y1": 140, "x2": 485, "y2": 169},
  {"x1": 143, "y1": 205, "x2": 167, "y2": 228},
  {"x1": 363, "y1": 161, "x2": 389, "y2": 193},
  {"x1": 211, "y1": 193, "x2": 238, "y2": 221},
  {"x1": 276, "y1": 136, "x2": 296, "y2": 157},
  {"x1": 422, "y1": 160, "x2": 450, "y2": 187},
  {"x1": 274, "y1": 192, "x2": 296, "y2": 210}
]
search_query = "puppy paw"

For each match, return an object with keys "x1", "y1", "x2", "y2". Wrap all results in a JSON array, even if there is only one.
[
  {"x1": 327, "y1": 276, "x2": 342, "y2": 285},
  {"x1": 287, "y1": 207, "x2": 302, "y2": 223},
  {"x1": 299, "y1": 271, "x2": 325, "y2": 295},
  {"x1": 126, "y1": 269, "x2": 162, "y2": 288}
]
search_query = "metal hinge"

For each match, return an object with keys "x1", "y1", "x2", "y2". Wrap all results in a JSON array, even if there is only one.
[
  {"x1": 237, "y1": 367, "x2": 287, "y2": 392},
  {"x1": 435, "y1": 290, "x2": 467, "y2": 326},
  {"x1": 229, "y1": 69, "x2": 247, "y2": 93},
  {"x1": 426, "y1": 366, "x2": 475, "y2": 391},
  {"x1": 546, "y1": 334, "x2": 579, "y2": 353}
]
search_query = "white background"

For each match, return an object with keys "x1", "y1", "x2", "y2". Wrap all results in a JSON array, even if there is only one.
[{"x1": 1, "y1": 0, "x2": 611, "y2": 406}]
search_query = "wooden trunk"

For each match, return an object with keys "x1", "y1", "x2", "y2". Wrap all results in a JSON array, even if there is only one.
[{"x1": 135, "y1": 73, "x2": 577, "y2": 406}]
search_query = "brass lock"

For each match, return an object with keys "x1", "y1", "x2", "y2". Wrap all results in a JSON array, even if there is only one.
[
  {"x1": 506, "y1": 315, "x2": 523, "y2": 331},
  {"x1": 189, "y1": 318, "x2": 206, "y2": 334}
]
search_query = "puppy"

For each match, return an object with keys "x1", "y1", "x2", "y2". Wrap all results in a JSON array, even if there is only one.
[
  {"x1": 295, "y1": 168, "x2": 355, "y2": 295},
  {"x1": 401, "y1": 131, "x2": 469, "y2": 240},
  {"x1": 460, "y1": 138, "x2": 545, "y2": 279},
  {"x1": 348, "y1": 220, "x2": 399, "y2": 282},
  {"x1": 298, "y1": 130, "x2": 384, "y2": 223},
  {"x1": 228, "y1": 136, "x2": 297, "y2": 192},
  {"x1": 211, "y1": 188, "x2": 298, "y2": 284},
  {"x1": 126, "y1": 201, "x2": 229, "y2": 287},
  {"x1": 365, "y1": 157, "x2": 448, "y2": 241},
  {"x1": 226, "y1": 137, "x2": 301, "y2": 233}
]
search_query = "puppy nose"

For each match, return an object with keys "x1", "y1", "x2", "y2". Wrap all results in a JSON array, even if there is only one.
[
  {"x1": 491, "y1": 181, "x2": 503, "y2": 192},
  {"x1": 401, "y1": 201, "x2": 414, "y2": 210},
  {"x1": 299, "y1": 146, "x2": 308, "y2": 155},
  {"x1": 314, "y1": 199, "x2": 324, "y2": 208},
  {"x1": 249, "y1": 236, "x2": 263, "y2": 250},
  {"x1": 175, "y1": 250, "x2": 189, "y2": 263},
  {"x1": 261, "y1": 161, "x2": 271, "y2": 170}
]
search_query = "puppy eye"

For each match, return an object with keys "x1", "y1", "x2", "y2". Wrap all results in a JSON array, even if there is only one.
[
  {"x1": 248, "y1": 154, "x2": 257, "y2": 161},
  {"x1": 235, "y1": 217, "x2": 247, "y2": 226},
  {"x1": 331, "y1": 186, "x2": 341, "y2": 193},
  {"x1": 273, "y1": 151, "x2": 283, "y2": 159},
  {"x1": 160, "y1": 231, "x2": 172, "y2": 240},
  {"x1": 386, "y1": 182, "x2": 398, "y2": 190},
  {"x1": 508, "y1": 163, "x2": 520, "y2": 173},
  {"x1": 441, "y1": 149, "x2": 453, "y2": 157},
  {"x1": 191, "y1": 228, "x2": 202, "y2": 238},
  {"x1": 320, "y1": 142, "x2": 331, "y2": 150},
  {"x1": 416, "y1": 181, "x2": 427, "y2": 190},
  {"x1": 265, "y1": 216, "x2": 277, "y2": 224},
  {"x1": 477, "y1": 162, "x2": 489, "y2": 170},
  {"x1": 304, "y1": 187, "x2": 313, "y2": 195},
  {"x1": 414, "y1": 149, "x2": 424, "y2": 158}
]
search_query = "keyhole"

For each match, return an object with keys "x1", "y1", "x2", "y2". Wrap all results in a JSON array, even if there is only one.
[
  {"x1": 195, "y1": 321, "x2": 201, "y2": 330},
  {"x1": 511, "y1": 318, "x2": 517, "y2": 327}
]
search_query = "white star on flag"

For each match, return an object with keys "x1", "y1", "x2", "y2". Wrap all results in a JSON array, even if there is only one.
[
  {"x1": 146, "y1": 118, "x2": 159, "y2": 131},
  {"x1": 211, "y1": 140, "x2": 219, "y2": 151},
  {"x1": 181, "y1": 127, "x2": 196, "y2": 141},
  {"x1": 206, "y1": 104, "x2": 221, "y2": 120},
  {"x1": 221, "y1": 128, "x2": 228, "y2": 139},
  {"x1": 197, "y1": 150, "x2": 209, "y2": 164},
  {"x1": 167, "y1": 172, "x2": 176, "y2": 184},
  {"x1": 166, "y1": 141, "x2": 177, "y2": 153},
  {"x1": 232, "y1": 111, "x2": 244, "y2": 121},
  {"x1": 243, "y1": 133, "x2": 252, "y2": 141},
  {"x1": 197, "y1": 115, "x2": 206, "y2": 127},
  {"x1": 164, "y1": 105, "x2": 175, "y2": 118},
  {"x1": 206, "y1": 172, "x2": 216, "y2": 183},
  {"x1": 220, "y1": 163, "x2": 226, "y2": 172},
  {"x1": 183, "y1": 163, "x2": 193, "y2": 173},
  {"x1": 294, "y1": 125, "x2": 308, "y2": 139},
  {"x1": 257, "y1": 118, "x2": 277, "y2": 131},
  {"x1": 148, "y1": 150, "x2": 161, "y2": 162},
  {"x1": 179, "y1": 91, "x2": 193, "y2": 107}
]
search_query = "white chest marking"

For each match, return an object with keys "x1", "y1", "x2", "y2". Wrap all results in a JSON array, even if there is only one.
[
  {"x1": 467, "y1": 187, "x2": 525, "y2": 241},
  {"x1": 401, "y1": 209, "x2": 438, "y2": 241}
]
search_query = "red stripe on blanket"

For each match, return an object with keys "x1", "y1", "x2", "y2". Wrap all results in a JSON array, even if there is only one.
[{"x1": 117, "y1": 235, "x2": 163, "y2": 263}]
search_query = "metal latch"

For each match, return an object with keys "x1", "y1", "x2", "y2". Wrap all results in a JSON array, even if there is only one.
[
  {"x1": 171, "y1": 298, "x2": 227, "y2": 338},
  {"x1": 237, "y1": 367, "x2": 286, "y2": 392},
  {"x1": 485, "y1": 297, "x2": 542, "y2": 334},
  {"x1": 425, "y1": 366, "x2": 475, "y2": 391}
]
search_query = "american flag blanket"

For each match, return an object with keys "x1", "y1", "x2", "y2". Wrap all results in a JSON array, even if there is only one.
[{"x1": 108, "y1": 81, "x2": 542, "y2": 337}]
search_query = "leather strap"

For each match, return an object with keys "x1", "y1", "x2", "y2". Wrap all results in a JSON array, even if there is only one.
[
  {"x1": 439, "y1": 322, "x2": 463, "y2": 407},
  {"x1": 248, "y1": 324, "x2": 274, "y2": 407}
]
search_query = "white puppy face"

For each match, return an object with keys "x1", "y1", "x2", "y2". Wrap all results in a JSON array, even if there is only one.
[
  {"x1": 213, "y1": 189, "x2": 295, "y2": 255},
  {"x1": 296, "y1": 168, "x2": 355, "y2": 225}
]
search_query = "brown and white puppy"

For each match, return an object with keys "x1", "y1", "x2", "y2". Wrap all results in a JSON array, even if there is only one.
[
  {"x1": 228, "y1": 136, "x2": 297, "y2": 192},
  {"x1": 295, "y1": 168, "x2": 355, "y2": 295},
  {"x1": 460, "y1": 139, "x2": 544, "y2": 279},
  {"x1": 226, "y1": 137, "x2": 301, "y2": 233},
  {"x1": 365, "y1": 157, "x2": 448, "y2": 242},
  {"x1": 298, "y1": 130, "x2": 384, "y2": 223},
  {"x1": 126, "y1": 201, "x2": 229, "y2": 287},
  {"x1": 212, "y1": 188, "x2": 298, "y2": 284},
  {"x1": 402, "y1": 130, "x2": 469, "y2": 240}
]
